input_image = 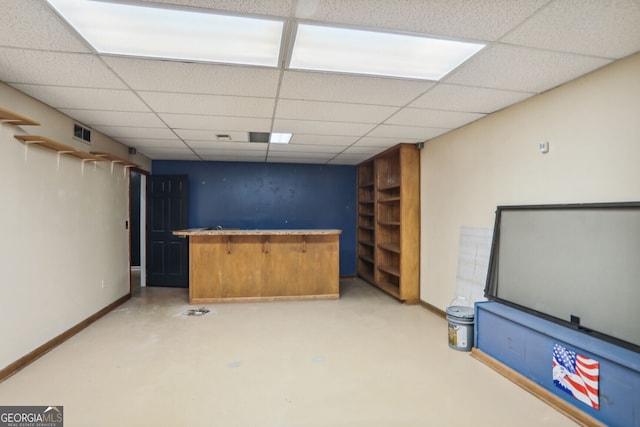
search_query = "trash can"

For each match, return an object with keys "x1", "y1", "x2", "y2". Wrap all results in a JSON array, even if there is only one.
[{"x1": 446, "y1": 305, "x2": 475, "y2": 351}]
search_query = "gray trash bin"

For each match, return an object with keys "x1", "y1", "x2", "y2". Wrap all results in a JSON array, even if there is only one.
[{"x1": 446, "y1": 305, "x2": 475, "y2": 351}]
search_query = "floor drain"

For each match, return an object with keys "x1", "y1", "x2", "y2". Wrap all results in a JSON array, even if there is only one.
[{"x1": 184, "y1": 307, "x2": 210, "y2": 316}]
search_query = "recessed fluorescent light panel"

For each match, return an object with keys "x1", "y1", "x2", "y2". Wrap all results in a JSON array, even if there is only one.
[
  {"x1": 269, "y1": 133, "x2": 292, "y2": 144},
  {"x1": 290, "y1": 24, "x2": 484, "y2": 80},
  {"x1": 45, "y1": 0, "x2": 284, "y2": 67}
]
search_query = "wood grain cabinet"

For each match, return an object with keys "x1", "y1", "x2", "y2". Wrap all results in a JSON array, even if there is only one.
[{"x1": 357, "y1": 143, "x2": 420, "y2": 304}]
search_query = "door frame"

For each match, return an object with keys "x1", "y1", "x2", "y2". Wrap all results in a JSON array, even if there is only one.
[{"x1": 129, "y1": 169, "x2": 148, "y2": 290}]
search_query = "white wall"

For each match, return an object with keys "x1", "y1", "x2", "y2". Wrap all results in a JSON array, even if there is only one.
[
  {"x1": 0, "y1": 82, "x2": 150, "y2": 370},
  {"x1": 420, "y1": 52, "x2": 640, "y2": 310}
]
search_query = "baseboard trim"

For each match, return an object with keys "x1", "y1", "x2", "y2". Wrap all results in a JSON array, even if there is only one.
[
  {"x1": 0, "y1": 293, "x2": 131, "y2": 383},
  {"x1": 419, "y1": 300, "x2": 446, "y2": 319},
  {"x1": 470, "y1": 348, "x2": 605, "y2": 427}
]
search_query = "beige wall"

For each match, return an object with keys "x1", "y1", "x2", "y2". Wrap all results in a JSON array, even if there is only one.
[
  {"x1": 420, "y1": 52, "x2": 640, "y2": 310},
  {"x1": 0, "y1": 82, "x2": 150, "y2": 370}
]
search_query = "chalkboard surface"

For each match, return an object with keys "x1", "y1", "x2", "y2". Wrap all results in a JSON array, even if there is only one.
[{"x1": 485, "y1": 203, "x2": 640, "y2": 352}]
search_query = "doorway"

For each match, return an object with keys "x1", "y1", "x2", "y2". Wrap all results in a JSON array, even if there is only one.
[{"x1": 130, "y1": 170, "x2": 146, "y2": 291}]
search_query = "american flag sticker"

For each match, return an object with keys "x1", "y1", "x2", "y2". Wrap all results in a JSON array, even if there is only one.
[{"x1": 552, "y1": 344, "x2": 600, "y2": 410}]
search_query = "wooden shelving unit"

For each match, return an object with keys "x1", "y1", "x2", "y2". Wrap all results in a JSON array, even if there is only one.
[
  {"x1": 356, "y1": 159, "x2": 376, "y2": 283},
  {"x1": 91, "y1": 151, "x2": 139, "y2": 168},
  {"x1": 14, "y1": 135, "x2": 103, "y2": 162},
  {"x1": 356, "y1": 143, "x2": 420, "y2": 304},
  {"x1": 0, "y1": 106, "x2": 40, "y2": 126}
]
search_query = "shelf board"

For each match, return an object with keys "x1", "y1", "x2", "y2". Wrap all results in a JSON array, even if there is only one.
[
  {"x1": 359, "y1": 181, "x2": 374, "y2": 188},
  {"x1": 359, "y1": 199, "x2": 375, "y2": 205},
  {"x1": 376, "y1": 280, "x2": 401, "y2": 298},
  {"x1": 378, "y1": 183, "x2": 401, "y2": 191},
  {"x1": 358, "y1": 239, "x2": 375, "y2": 248},
  {"x1": 378, "y1": 242, "x2": 400, "y2": 253},
  {"x1": 14, "y1": 135, "x2": 102, "y2": 161},
  {"x1": 0, "y1": 106, "x2": 40, "y2": 126},
  {"x1": 358, "y1": 225, "x2": 375, "y2": 231},
  {"x1": 358, "y1": 212, "x2": 374, "y2": 217},
  {"x1": 358, "y1": 271, "x2": 375, "y2": 285},
  {"x1": 358, "y1": 254, "x2": 374, "y2": 264},
  {"x1": 378, "y1": 264, "x2": 400, "y2": 277},
  {"x1": 378, "y1": 220, "x2": 400, "y2": 226},
  {"x1": 67, "y1": 150, "x2": 104, "y2": 161},
  {"x1": 91, "y1": 151, "x2": 139, "y2": 168},
  {"x1": 378, "y1": 197, "x2": 401, "y2": 203}
]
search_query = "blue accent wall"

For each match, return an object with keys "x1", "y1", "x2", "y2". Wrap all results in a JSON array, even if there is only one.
[{"x1": 153, "y1": 161, "x2": 357, "y2": 276}]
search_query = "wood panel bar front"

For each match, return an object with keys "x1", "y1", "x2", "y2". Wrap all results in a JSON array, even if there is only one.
[{"x1": 174, "y1": 229, "x2": 341, "y2": 303}]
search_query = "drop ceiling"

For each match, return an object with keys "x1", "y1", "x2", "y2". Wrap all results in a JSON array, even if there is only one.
[{"x1": 1, "y1": 0, "x2": 639, "y2": 165}]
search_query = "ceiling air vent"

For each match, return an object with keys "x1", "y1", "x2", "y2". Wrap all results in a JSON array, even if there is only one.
[
  {"x1": 249, "y1": 132, "x2": 270, "y2": 143},
  {"x1": 74, "y1": 123, "x2": 91, "y2": 144}
]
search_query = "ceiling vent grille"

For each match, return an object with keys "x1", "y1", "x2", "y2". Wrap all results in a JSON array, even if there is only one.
[{"x1": 249, "y1": 132, "x2": 270, "y2": 143}]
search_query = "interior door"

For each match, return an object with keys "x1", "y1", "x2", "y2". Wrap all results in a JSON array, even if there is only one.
[{"x1": 147, "y1": 175, "x2": 189, "y2": 287}]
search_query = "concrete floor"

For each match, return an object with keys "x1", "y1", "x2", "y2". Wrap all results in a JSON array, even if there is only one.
[{"x1": 0, "y1": 278, "x2": 576, "y2": 427}]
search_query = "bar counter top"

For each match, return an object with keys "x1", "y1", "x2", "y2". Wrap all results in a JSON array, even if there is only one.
[{"x1": 173, "y1": 228, "x2": 342, "y2": 236}]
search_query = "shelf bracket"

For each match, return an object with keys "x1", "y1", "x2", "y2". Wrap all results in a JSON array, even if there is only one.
[
  {"x1": 263, "y1": 236, "x2": 270, "y2": 254},
  {"x1": 302, "y1": 236, "x2": 307, "y2": 253},
  {"x1": 226, "y1": 236, "x2": 232, "y2": 254}
]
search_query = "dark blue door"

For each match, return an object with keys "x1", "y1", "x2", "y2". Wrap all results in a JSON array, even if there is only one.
[{"x1": 146, "y1": 175, "x2": 189, "y2": 287}]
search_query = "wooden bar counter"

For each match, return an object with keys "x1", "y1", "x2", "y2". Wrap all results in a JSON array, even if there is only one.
[{"x1": 173, "y1": 229, "x2": 342, "y2": 303}]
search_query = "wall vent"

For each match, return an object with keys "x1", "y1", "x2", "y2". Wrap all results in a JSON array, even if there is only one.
[{"x1": 74, "y1": 123, "x2": 91, "y2": 144}]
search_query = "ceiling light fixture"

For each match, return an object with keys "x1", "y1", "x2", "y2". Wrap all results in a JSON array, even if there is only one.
[
  {"x1": 45, "y1": 0, "x2": 284, "y2": 67},
  {"x1": 290, "y1": 23, "x2": 485, "y2": 81},
  {"x1": 269, "y1": 133, "x2": 292, "y2": 144}
]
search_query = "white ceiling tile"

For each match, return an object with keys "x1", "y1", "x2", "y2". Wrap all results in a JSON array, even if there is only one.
[
  {"x1": 176, "y1": 130, "x2": 250, "y2": 142},
  {"x1": 0, "y1": 49, "x2": 125, "y2": 89},
  {"x1": 140, "y1": 91, "x2": 275, "y2": 116},
  {"x1": 356, "y1": 136, "x2": 422, "y2": 147},
  {"x1": 9, "y1": 84, "x2": 151, "y2": 111},
  {"x1": 136, "y1": 147, "x2": 200, "y2": 160},
  {"x1": 198, "y1": 154, "x2": 267, "y2": 162},
  {"x1": 0, "y1": 0, "x2": 90, "y2": 52},
  {"x1": 90, "y1": 126, "x2": 177, "y2": 139},
  {"x1": 267, "y1": 154, "x2": 334, "y2": 164},
  {"x1": 59, "y1": 110, "x2": 166, "y2": 128},
  {"x1": 342, "y1": 146, "x2": 385, "y2": 155},
  {"x1": 2, "y1": 0, "x2": 636, "y2": 163},
  {"x1": 290, "y1": 134, "x2": 358, "y2": 146},
  {"x1": 295, "y1": 0, "x2": 549, "y2": 41},
  {"x1": 267, "y1": 157, "x2": 329, "y2": 164},
  {"x1": 105, "y1": 57, "x2": 281, "y2": 97},
  {"x1": 160, "y1": 114, "x2": 271, "y2": 132},
  {"x1": 502, "y1": 0, "x2": 640, "y2": 58},
  {"x1": 445, "y1": 44, "x2": 612, "y2": 93},
  {"x1": 273, "y1": 119, "x2": 375, "y2": 136},
  {"x1": 276, "y1": 99, "x2": 397, "y2": 123},
  {"x1": 268, "y1": 144, "x2": 342, "y2": 154},
  {"x1": 368, "y1": 124, "x2": 449, "y2": 140},
  {"x1": 387, "y1": 108, "x2": 485, "y2": 128},
  {"x1": 410, "y1": 84, "x2": 534, "y2": 113},
  {"x1": 279, "y1": 71, "x2": 434, "y2": 106},
  {"x1": 134, "y1": 0, "x2": 293, "y2": 17},
  {"x1": 328, "y1": 153, "x2": 377, "y2": 164},
  {"x1": 191, "y1": 143, "x2": 268, "y2": 153},
  {"x1": 121, "y1": 138, "x2": 185, "y2": 149}
]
